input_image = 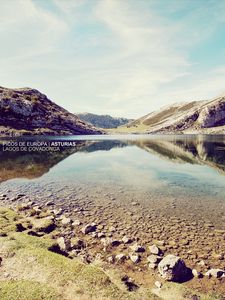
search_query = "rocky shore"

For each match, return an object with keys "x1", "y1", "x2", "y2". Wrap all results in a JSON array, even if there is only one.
[{"x1": 0, "y1": 189, "x2": 225, "y2": 299}]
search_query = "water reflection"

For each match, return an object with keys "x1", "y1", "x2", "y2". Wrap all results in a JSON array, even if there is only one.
[{"x1": 0, "y1": 135, "x2": 225, "y2": 183}]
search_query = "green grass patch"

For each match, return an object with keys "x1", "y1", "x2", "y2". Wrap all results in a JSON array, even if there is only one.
[{"x1": 0, "y1": 280, "x2": 62, "y2": 300}]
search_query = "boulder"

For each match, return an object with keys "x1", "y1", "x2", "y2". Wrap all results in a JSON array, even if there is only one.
[
  {"x1": 205, "y1": 269, "x2": 225, "y2": 278},
  {"x1": 158, "y1": 254, "x2": 189, "y2": 282},
  {"x1": 82, "y1": 223, "x2": 97, "y2": 234},
  {"x1": 31, "y1": 217, "x2": 55, "y2": 233}
]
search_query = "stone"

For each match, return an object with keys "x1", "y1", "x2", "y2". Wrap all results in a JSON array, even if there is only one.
[
  {"x1": 100, "y1": 237, "x2": 120, "y2": 247},
  {"x1": 45, "y1": 201, "x2": 54, "y2": 206},
  {"x1": 129, "y1": 254, "x2": 140, "y2": 263},
  {"x1": 31, "y1": 217, "x2": 55, "y2": 233},
  {"x1": 149, "y1": 263, "x2": 157, "y2": 269},
  {"x1": 57, "y1": 237, "x2": 70, "y2": 251},
  {"x1": 61, "y1": 217, "x2": 72, "y2": 225},
  {"x1": 147, "y1": 255, "x2": 162, "y2": 264},
  {"x1": 82, "y1": 223, "x2": 97, "y2": 234},
  {"x1": 53, "y1": 208, "x2": 63, "y2": 216},
  {"x1": 115, "y1": 254, "x2": 126, "y2": 262},
  {"x1": 155, "y1": 281, "x2": 162, "y2": 289},
  {"x1": 197, "y1": 260, "x2": 205, "y2": 267},
  {"x1": 192, "y1": 269, "x2": 202, "y2": 278},
  {"x1": 17, "y1": 203, "x2": 31, "y2": 211},
  {"x1": 129, "y1": 242, "x2": 145, "y2": 253},
  {"x1": 107, "y1": 256, "x2": 115, "y2": 263},
  {"x1": 205, "y1": 269, "x2": 225, "y2": 278},
  {"x1": 97, "y1": 232, "x2": 105, "y2": 238},
  {"x1": 72, "y1": 220, "x2": 81, "y2": 226},
  {"x1": 122, "y1": 236, "x2": 132, "y2": 244},
  {"x1": 158, "y1": 255, "x2": 189, "y2": 282},
  {"x1": 149, "y1": 244, "x2": 160, "y2": 255},
  {"x1": 70, "y1": 238, "x2": 85, "y2": 250}
]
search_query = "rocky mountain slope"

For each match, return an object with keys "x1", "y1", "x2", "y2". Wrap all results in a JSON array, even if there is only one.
[
  {"x1": 0, "y1": 87, "x2": 102, "y2": 136},
  {"x1": 77, "y1": 113, "x2": 133, "y2": 129},
  {"x1": 116, "y1": 95, "x2": 225, "y2": 134}
]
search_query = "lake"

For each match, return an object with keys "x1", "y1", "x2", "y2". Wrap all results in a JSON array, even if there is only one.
[{"x1": 0, "y1": 134, "x2": 225, "y2": 273}]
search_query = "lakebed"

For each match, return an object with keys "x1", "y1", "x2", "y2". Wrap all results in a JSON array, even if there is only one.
[{"x1": 0, "y1": 134, "x2": 225, "y2": 298}]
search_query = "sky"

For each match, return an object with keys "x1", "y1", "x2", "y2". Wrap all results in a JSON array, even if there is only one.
[{"x1": 1, "y1": 0, "x2": 225, "y2": 118}]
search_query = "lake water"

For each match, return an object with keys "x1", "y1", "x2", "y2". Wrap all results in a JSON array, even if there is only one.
[
  {"x1": 1, "y1": 134, "x2": 225, "y2": 200},
  {"x1": 0, "y1": 134, "x2": 225, "y2": 271}
]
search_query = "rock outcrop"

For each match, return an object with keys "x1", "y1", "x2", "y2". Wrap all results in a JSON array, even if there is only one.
[{"x1": 0, "y1": 86, "x2": 102, "y2": 136}]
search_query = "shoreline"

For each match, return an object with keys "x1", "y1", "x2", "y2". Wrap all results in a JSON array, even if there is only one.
[{"x1": 1, "y1": 189, "x2": 225, "y2": 298}]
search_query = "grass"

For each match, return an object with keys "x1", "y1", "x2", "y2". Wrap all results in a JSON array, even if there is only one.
[
  {"x1": 0, "y1": 209, "x2": 141, "y2": 299},
  {"x1": 0, "y1": 280, "x2": 62, "y2": 300},
  {"x1": 0, "y1": 208, "x2": 224, "y2": 300}
]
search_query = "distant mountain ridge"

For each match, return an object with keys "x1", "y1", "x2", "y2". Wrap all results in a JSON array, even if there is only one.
[
  {"x1": 116, "y1": 94, "x2": 225, "y2": 134},
  {"x1": 77, "y1": 113, "x2": 133, "y2": 129},
  {"x1": 0, "y1": 87, "x2": 102, "y2": 136}
]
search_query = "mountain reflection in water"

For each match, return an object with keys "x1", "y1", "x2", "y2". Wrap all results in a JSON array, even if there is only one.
[{"x1": 0, "y1": 135, "x2": 225, "y2": 184}]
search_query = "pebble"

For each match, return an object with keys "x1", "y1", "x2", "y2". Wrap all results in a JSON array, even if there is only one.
[
  {"x1": 72, "y1": 220, "x2": 81, "y2": 226},
  {"x1": 61, "y1": 217, "x2": 72, "y2": 225},
  {"x1": 129, "y1": 254, "x2": 140, "y2": 263},
  {"x1": 129, "y1": 242, "x2": 145, "y2": 253},
  {"x1": 192, "y1": 269, "x2": 202, "y2": 278},
  {"x1": 115, "y1": 254, "x2": 126, "y2": 262},
  {"x1": 155, "y1": 281, "x2": 162, "y2": 289},
  {"x1": 149, "y1": 244, "x2": 160, "y2": 255}
]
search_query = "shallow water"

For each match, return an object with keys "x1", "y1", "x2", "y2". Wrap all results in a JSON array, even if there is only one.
[
  {"x1": 1, "y1": 134, "x2": 225, "y2": 194},
  {"x1": 0, "y1": 134, "x2": 225, "y2": 229},
  {"x1": 1, "y1": 134, "x2": 225, "y2": 274}
]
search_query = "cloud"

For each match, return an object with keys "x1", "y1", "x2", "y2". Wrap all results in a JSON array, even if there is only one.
[
  {"x1": 0, "y1": 0, "x2": 68, "y2": 60},
  {"x1": 0, "y1": 0, "x2": 225, "y2": 118}
]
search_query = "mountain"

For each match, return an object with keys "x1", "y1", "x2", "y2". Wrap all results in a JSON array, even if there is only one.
[
  {"x1": 0, "y1": 87, "x2": 102, "y2": 136},
  {"x1": 116, "y1": 95, "x2": 225, "y2": 134},
  {"x1": 77, "y1": 113, "x2": 133, "y2": 129}
]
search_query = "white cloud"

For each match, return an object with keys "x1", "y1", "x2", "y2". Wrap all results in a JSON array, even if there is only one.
[
  {"x1": 0, "y1": 0, "x2": 68, "y2": 60},
  {"x1": 0, "y1": 0, "x2": 225, "y2": 118}
]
